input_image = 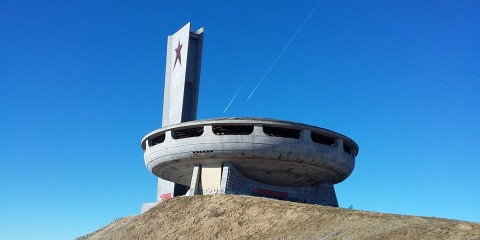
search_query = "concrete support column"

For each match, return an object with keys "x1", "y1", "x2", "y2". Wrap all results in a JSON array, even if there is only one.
[
  {"x1": 220, "y1": 163, "x2": 231, "y2": 193},
  {"x1": 335, "y1": 138, "x2": 344, "y2": 153},
  {"x1": 164, "y1": 130, "x2": 172, "y2": 141},
  {"x1": 204, "y1": 125, "x2": 214, "y2": 136},
  {"x1": 252, "y1": 124, "x2": 264, "y2": 136},
  {"x1": 300, "y1": 129, "x2": 311, "y2": 141},
  {"x1": 188, "y1": 164, "x2": 201, "y2": 196}
]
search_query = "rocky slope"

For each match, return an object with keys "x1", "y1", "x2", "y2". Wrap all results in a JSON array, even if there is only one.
[{"x1": 78, "y1": 194, "x2": 480, "y2": 239}]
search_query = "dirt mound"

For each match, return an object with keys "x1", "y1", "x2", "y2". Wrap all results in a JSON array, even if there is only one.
[{"x1": 78, "y1": 194, "x2": 480, "y2": 240}]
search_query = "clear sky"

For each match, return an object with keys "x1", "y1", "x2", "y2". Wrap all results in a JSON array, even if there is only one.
[{"x1": 1, "y1": 1, "x2": 479, "y2": 239}]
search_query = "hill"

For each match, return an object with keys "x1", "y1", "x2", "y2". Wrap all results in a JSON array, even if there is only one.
[{"x1": 78, "y1": 194, "x2": 480, "y2": 239}]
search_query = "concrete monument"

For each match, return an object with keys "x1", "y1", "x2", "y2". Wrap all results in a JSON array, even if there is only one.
[{"x1": 141, "y1": 23, "x2": 358, "y2": 213}]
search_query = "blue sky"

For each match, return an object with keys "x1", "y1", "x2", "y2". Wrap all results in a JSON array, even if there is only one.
[{"x1": 1, "y1": 1, "x2": 479, "y2": 239}]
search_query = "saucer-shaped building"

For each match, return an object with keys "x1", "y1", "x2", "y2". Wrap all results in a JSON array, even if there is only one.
[{"x1": 140, "y1": 23, "x2": 358, "y2": 213}]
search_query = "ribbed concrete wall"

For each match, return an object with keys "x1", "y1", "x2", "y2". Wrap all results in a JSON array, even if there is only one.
[
  {"x1": 143, "y1": 118, "x2": 356, "y2": 188},
  {"x1": 222, "y1": 163, "x2": 338, "y2": 207}
]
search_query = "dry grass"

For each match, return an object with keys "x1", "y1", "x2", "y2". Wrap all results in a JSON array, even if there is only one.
[{"x1": 78, "y1": 194, "x2": 480, "y2": 240}]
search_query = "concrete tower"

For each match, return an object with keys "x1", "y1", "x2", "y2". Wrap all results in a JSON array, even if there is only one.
[
  {"x1": 142, "y1": 23, "x2": 204, "y2": 213},
  {"x1": 162, "y1": 22, "x2": 204, "y2": 126}
]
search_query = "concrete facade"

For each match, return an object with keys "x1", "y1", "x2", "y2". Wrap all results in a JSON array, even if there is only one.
[
  {"x1": 200, "y1": 163, "x2": 223, "y2": 193},
  {"x1": 222, "y1": 163, "x2": 338, "y2": 206},
  {"x1": 182, "y1": 163, "x2": 337, "y2": 206},
  {"x1": 142, "y1": 118, "x2": 357, "y2": 188}
]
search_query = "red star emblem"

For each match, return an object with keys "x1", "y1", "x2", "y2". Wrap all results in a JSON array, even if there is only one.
[{"x1": 173, "y1": 41, "x2": 183, "y2": 70}]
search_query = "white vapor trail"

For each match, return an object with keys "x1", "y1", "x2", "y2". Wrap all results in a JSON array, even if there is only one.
[
  {"x1": 246, "y1": 0, "x2": 322, "y2": 100},
  {"x1": 223, "y1": 80, "x2": 246, "y2": 112},
  {"x1": 223, "y1": 0, "x2": 322, "y2": 112}
]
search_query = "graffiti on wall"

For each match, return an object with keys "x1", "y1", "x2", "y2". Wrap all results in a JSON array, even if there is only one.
[
  {"x1": 161, "y1": 193, "x2": 172, "y2": 200},
  {"x1": 203, "y1": 188, "x2": 221, "y2": 195}
]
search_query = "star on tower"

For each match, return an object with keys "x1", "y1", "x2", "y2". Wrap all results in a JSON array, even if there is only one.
[{"x1": 173, "y1": 41, "x2": 183, "y2": 70}]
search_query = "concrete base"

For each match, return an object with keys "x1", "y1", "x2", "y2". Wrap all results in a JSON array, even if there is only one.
[
  {"x1": 157, "y1": 178, "x2": 175, "y2": 201},
  {"x1": 223, "y1": 163, "x2": 338, "y2": 206},
  {"x1": 142, "y1": 161, "x2": 338, "y2": 214},
  {"x1": 141, "y1": 178, "x2": 190, "y2": 214},
  {"x1": 187, "y1": 163, "x2": 338, "y2": 207}
]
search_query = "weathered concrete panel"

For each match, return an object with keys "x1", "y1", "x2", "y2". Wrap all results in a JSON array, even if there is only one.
[{"x1": 201, "y1": 163, "x2": 222, "y2": 194}]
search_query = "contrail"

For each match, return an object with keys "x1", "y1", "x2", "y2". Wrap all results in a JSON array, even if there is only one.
[
  {"x1": 223, "y1": 0, "x2": 322, "y2": 112},
  {"x1": 247, "y1": 0, "x2": 322, "y2": 100},
  {"x1": 223, "y1": 80, "x2": 247, "y2": 112}
]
